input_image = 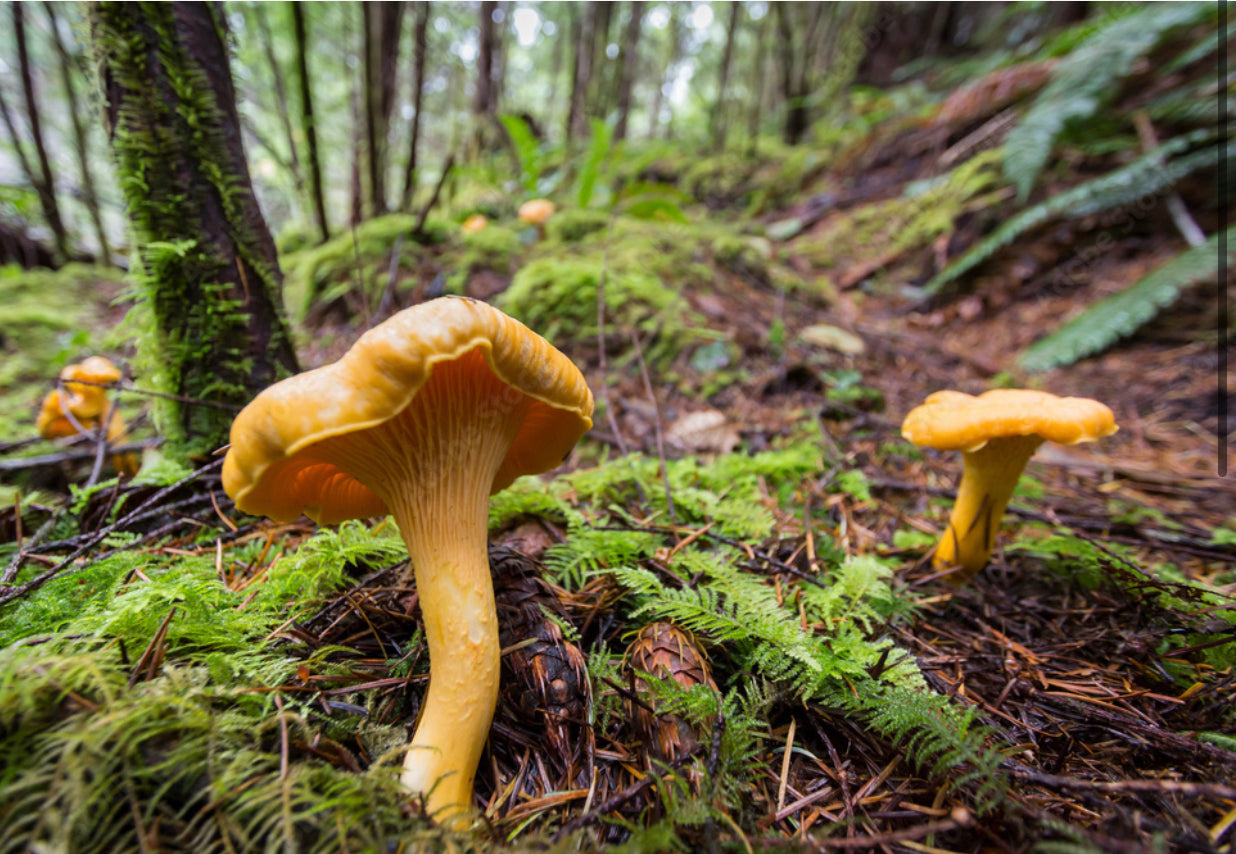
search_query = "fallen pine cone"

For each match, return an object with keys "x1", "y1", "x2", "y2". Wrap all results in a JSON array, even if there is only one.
[
  {"x1": 625, "y1": 622, "x2": 718, "y2": 786},
  {"x1": 491, "y1": 544, "x2": 591, "y2": 784}
]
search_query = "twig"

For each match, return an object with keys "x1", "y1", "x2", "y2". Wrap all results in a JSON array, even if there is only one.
[
  {"x1": 414, "y1": 153, "x2": 454, "y2": 237},
  {"x1": 374, "y1": 233, "x2": 405, "y2": 320},
  {"x1": 1133, "y1": 111, "x2": 1206, "y2": 247},
  {"x1": 0, "y1": 440, "x2": 163, "y2": 473},
  {"x1": 629, "y1": 329, "x2": 675, "y2": 524},
  {"x1": 594, "y1": 216, "x2": 630, "y2": 456},
  {"x1": 350, "y1": 223, "x2": 371, "y2": 328},
  {"x1": 84, "y1": 399, "x2": 116, "y2": 489},
  {"x1": 0, "y1": 459, "x2": 225, "y2": 604},
  {"x1": 551, "y1": 744, "x2": 704, "y2": 840},
  {"x1": 1012, "y1": 769, "x2": 1236, "y2": 799}
]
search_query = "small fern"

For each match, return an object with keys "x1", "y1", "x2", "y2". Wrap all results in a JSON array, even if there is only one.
[
  {"x1": 925, "y1": 129, "x2": 1226, "y2": 294},
  {"x1": 825, "y1": 681, "x2": 1008, "y2": 816},
  {"x1": 499, "y1": 114, "x2": 543, "y2": 196},
  {"x1": 1018, "y1": 226, "x2": 1235, "y2": 371},
  {"x1": 1004, "y1": 1, "x2": 1214, "y2": 200}
]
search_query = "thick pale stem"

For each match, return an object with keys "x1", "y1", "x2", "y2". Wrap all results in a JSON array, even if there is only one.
[{"x1": 934, "y1": 435, "x2": 1043, "y2": 584}]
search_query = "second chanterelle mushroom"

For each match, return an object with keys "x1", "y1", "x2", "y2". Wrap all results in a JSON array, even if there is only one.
[
  {"x1": 901, "y1": 389, "x2": 1117, "y2": 584},
  {"x1": 222, "y1": 297, "x2": 593, "y2": 826}
]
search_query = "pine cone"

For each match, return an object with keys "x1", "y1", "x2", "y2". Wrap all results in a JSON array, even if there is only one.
[
  {"x1": 625, "y1": 622, "x2": 718, "y2": 771},
  {"x1": 491, "y1": 545, "x2": 591, "y2": 778}
]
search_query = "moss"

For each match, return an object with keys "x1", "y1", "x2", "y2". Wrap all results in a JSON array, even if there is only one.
[
  {"x1": 497, "y1": 255, "x2": 697, "y2": 361},
  {"x1": 545, "y1": 208, "x2": 611, "y2": 243},
  {"x1": 282, "y1": 214, "x2": 433, "y2": 320},
  {"x1": 797, "y1": 149, "x2": 1006, "y2": 272},
  {"x1": 460, "y1": 223, "x2": 521, "y2": 272},
  {"x1": 0, "y1": 263, "x2": 127, "y2": 393}
]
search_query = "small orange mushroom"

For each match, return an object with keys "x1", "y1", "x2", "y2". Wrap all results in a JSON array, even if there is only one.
[
  {"x1": 901, "y1": 389, "x2": 1117, "y2": 584},
  {"x1": 223, "y1": 296, "x2": 593, "y2": 825},
  {"x1": 517, "y1": 198, "x2": 555, "y2": 228},
  {"x1": 461, "y1": 213, "x2": 488, "y2": 234},
  {"x1": 37, "y1": 357, "x2": 139, "y2": 478}
]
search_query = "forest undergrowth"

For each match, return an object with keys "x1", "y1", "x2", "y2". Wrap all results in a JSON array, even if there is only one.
[{"x1": 2, "y1": 5, "x2": 1235, "y2": 852}]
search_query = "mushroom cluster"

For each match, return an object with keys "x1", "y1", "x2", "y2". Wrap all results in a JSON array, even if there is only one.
[
  {"x1": 222, "y1": 297, "x2": 593, "y2": 825},
  {"x1": 901, "y1": 389, "x2": 1117, "y2": 584},
  {"x1": 36, "y1": 356, "x2": 138, "y2": 478}
]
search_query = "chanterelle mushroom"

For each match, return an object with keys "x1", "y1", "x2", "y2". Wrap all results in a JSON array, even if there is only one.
[
  {"x1": 517, "y1": 199, "x2": 555, "y2": 228},
  {"x1": 37, "y1": 357, "x2": 138, "y2": 478},
  {"x1": 60, "y1": 356, "x2": 123, "y2": 418},
  {"x1": 222, "y1": 297, "x2": 593, "y2": 825},
  {"x1": 901, "y1": 389, "x2": 1116, "y2": 584}
]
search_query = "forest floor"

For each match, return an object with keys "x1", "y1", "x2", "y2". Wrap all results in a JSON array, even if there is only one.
[{"x1": 1, "y1": 137, "x2": 1233, "y2": 853}]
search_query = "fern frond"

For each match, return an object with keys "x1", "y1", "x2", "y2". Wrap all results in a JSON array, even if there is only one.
[
  {"x1": 925, "y1": 130, "x2": 1226, "y2": 295},
  {"x1": 826, "y1": 680, "x2": 1009, "y2": 815},
  {"x1": 499, "y1": 114, "x2": 542, "y2": 195},
  {"x1": 1004, "y1": 1, "x2": 1214, "y2": 200},
  {"x1": 1018, "y1": 226, "x2": 1235, "y2": 371}
]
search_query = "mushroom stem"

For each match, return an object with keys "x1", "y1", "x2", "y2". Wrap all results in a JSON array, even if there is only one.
[
  {"x1": 935, "y1": 435, "x2": 1043, "y2": 584},
  {"x1": 315, "y1": 349, "x2": 530, "y2": 826},
  {"x1": 391, "y1": 476, "x2": 500, "y2": 826}
]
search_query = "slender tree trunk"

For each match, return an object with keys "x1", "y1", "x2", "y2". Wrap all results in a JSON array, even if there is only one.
[
  {"x1": 613, "y1": 1, "x2": 643, "y2": 141},
  {"x1": 711, "y1": 1, "x2": 740, "y2": 151},
  {"x1": 90, "y1": 1, "x2": 300, "y2": 458},
  {"x1": 547, "y1": 4, "x2": 565, "y2": 134},
  {"x1": 586, "y1": 1, "x2": 614, "y2": 121},
  {"x1": 776, "y1": 5, "x2": 810, "y2": 145},
  {"x1": 376, "y1": 0, "x2": 405, "y2": 201},
  {"x1": 349, "y1": 5, "x2": 365, "y2": 225},
  {"x1": 492, "y1": 4, "x2": 507, "y2": 112},
  {"x1": 473, "y1": 0, "x2": 496, "y2": 156},
  {"x1": 362, "y1": 3, "x2": 400, "y2": 215},
  {"x1": 747, "y1": 7, "x2": 768, "y2": 155},
  {"x1": 14, "y1": 4, "x2": 68, "y2": 263},
  {"x1": 291, "y1": 3, "x2": 329, "y2": 243},
  {"x1": 567, "y1": 2, "x2": 593, "y2": 140},
  {"x1": 660, "y1": 9, "x2": 683, "y2": 141},
  {"x1": 254, "y1": 4, "x2": 304, "y2": 207},
  {"x1": 400, "y1": 1, "x2": 429, "y2": 211},
  {"x1": 46, "y1": 3, "x2": 111, "y2": 265}
]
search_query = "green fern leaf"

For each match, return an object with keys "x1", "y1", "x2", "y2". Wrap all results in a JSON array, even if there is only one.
[
  {"x1": 925, "y1": 129, "x2": 1226, "y2": 295},
  {"x1": 1019, "y1": 226, "x2": 1235, "y2": 371},
  {"x1": 1004, "y1": 1, "x2": 1214, "y2": 200},
  {"x1": 499, "y1": 114, "x2": 541, "y2": 195}
]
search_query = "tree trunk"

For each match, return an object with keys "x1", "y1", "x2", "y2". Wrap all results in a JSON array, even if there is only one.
[
  {"x1": 775, "y1": 4, "x2": 808, "y2": 145},
  {"x1": 473, "y1": 0, "x2": 496, "y2": 156},
  {"x1": 586, "y1": 1, "x2": 614, "y2": 120},
  {"x1": 567, "y1": 2, "x2": 593, "y2": 141},
  {"x1": 254, "y1": 4, "x2": 304, "y2": 207},
  {"x1": 747, "y1": 6, "x2": 768, "y2": 154},
  {"x1": 400, "y1": 1, "x2": 429, "y2": 211},
  {"x1": 710, "y1": 1, "x2": 740, "y2": 151},
  {"x1": 291, "y1": 2, "x2": 329, "y2": 244},
  {"x1": 613, "y1": 1, "x2": 643, "y2": 142},
  {"x1": 46, "y1": 2, "x2": 111, "y2": 265},
  {"x1": 363, "y1": 3, "x2": 404, "y2": 216},
  {"x1": 660, "y1": 8, "x2": 683, "y2": 140},
  {"x1": 90, "y1": 1, "x2": 300, "y2": 458},
  {"x1": 14, "y1": 4, "x2": 68, "y2": 263},
  {"x1": 349, "y1": 4, "x2": 365, "y2": 225}
]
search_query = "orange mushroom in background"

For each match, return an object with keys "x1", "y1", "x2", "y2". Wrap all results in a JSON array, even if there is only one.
[
  {"x1": 517, "y1": 198, "x2": 555, "y2": 232},
  {"x1": 901, "y1": 389, "x2": 1117, "y2": 585},
  {"x1": 222, "y1": 296, "x2": 593, "y2": 827},
  {"x1": 461, "y1": 213, "x2": 488, "y2": 234},
  {"x1": 36, "y1": 356, "x2": 139, "y2": 478}
]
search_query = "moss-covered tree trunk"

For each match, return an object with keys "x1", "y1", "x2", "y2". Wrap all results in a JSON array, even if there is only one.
[{"x1": 90, "y1": 1, "x2": 299, "y2": 458}]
